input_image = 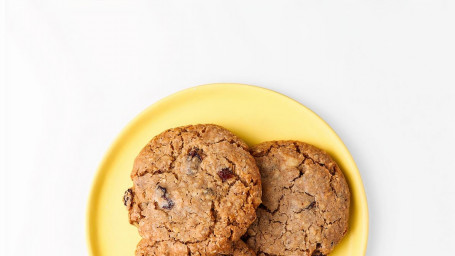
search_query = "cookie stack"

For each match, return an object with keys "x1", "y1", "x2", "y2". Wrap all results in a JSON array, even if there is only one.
[{"x1": 124, "y1": 124, "x2": 350, "y2": 256}]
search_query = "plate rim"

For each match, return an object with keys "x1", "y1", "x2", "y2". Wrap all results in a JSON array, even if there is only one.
[{"x1": 86, "y1": 83, "x2": 369, "y2": 255}]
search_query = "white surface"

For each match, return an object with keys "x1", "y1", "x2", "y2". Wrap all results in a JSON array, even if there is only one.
[{"x1": 2, "y1": 0, "x2": 455, "y2": 255}]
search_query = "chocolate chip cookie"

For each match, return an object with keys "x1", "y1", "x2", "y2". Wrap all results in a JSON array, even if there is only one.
[
  {"x1": 135, "y1": 239, "x2": 256, "y2": 256},
  {"x1": 243, "y1": 141, "x2": 350, "y2": 256},
  {"x1": 124, "y1": 124, "x2": 262, "y2": 255}
]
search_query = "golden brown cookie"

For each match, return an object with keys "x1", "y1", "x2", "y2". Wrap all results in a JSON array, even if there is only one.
[
  {"x1": 135, "y1": 239, "x2": 256, "y2": 256},
  {"x1": 244, "y1": 141, "x2": 350, "y2": 256},
  {"x1": 124, "y1": 124, "x2": 262, "y2": 255},
  {"x1": 220, "y1": 240, "x2": 256, "y2": 256}
]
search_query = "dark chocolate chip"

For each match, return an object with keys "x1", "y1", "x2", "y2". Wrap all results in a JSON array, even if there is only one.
[
  {"x1": 217, "y1": 167, "x2": 234, "y2": 182},
  {"x1": 157, "y1": 185, "x2": 174, "y2": 210},
  {"x1": 157, "y1": 185, "x2": 167, "y2": 198},
  {"x1": 186, "y1": 148, "x2": 203, "y2": 175},
  {"x1": 162, "y1": 199, "x2": 174, "y2": 209},
  {"x1": 188, "y1": 147, "x2": 203, "y2": 161}
]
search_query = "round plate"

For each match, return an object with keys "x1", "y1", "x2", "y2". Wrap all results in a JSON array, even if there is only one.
[{"x1": 87, "y1": 83, "x2": 368, "y2": 255}]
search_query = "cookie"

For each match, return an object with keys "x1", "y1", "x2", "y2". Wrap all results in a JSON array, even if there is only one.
[
  {"x1": 135, "y1": 239, "x2": 256, "y2": 256},
  {"x1": 124, "y1": 124, "x2": 262, "y2": 255},
  {"x1": 244, "y1": 141, "x2": 350, "y2": 256},
  {"x1": 220, "y1": 240, "x2": 256, "y2": 256},
  {"x1": 135, "y1": 239, "x2": 187, "y2": 256}
]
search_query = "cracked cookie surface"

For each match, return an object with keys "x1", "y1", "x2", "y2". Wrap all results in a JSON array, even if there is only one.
[
  {"x1": 136, "y1": 239, "x2": 256, "y2": 256},
  {"x1": 124, "y1": 124, "x2": 262, "y2": 255},
  {"x1": 243, "y1": 141, "x2": 350, "y2": 256}
]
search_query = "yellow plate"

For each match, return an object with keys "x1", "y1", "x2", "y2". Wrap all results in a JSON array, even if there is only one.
[{"x1": 87, "y1": 83, "x2": 368, "y2": 255}]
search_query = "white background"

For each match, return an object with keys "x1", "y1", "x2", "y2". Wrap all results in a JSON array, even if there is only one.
[{"x1": 1, "y1": 0, "x2": 455, "y2": 255}]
